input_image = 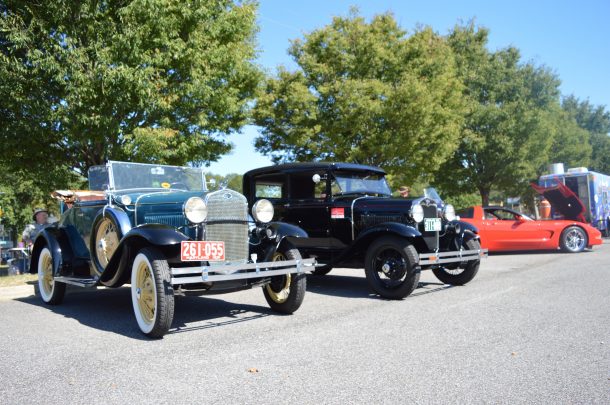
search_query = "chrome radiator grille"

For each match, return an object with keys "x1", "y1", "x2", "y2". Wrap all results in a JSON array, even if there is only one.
[
  {"x1": 418, "y1": 203, "x2": 439, "y2": 251},
  {"x1": 205, "y1": 190, "x2": 249, "y2": 262}
]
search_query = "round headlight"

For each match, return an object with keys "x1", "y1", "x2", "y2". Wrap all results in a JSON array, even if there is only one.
[
  {"x1": 411, "y1": 204, "x2": 424, "y2": 223},
  {"x1": 443, "y1": 204, "x2": 456, "y2": 221},
  {"x1": 252, "y1": 199, "x2": 274, "y2": 223},
  {"x1": 184, "y1": 197, "x2": 207, "y2": 224},
  {"x1": 120, "y1": 195, "x2": 132, "y2": 205}
]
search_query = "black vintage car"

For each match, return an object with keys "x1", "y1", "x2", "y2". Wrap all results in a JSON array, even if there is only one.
[
  {"x1": 243, "y1": 163, "x2": 487, "y2": 300},
  {"x1": 31, "y1": 161, "x2": 314, "y2": 338}
]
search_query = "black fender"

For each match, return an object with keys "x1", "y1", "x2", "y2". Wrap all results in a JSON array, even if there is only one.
[
  {"x1": 100, "y1": 224, "x2": 189, "y2": 287},
  {"x1": 254, "y1": 222, "x2": 309, "y2": 259},
  {"x1": 30, "y1": 226, "x2": 65, "y2": 276},
  {"x1": 341, "y1": 222, "x2": 423, "y2": 262}
]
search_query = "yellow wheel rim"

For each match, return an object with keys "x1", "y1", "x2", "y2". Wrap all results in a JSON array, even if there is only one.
[
  {"x1": 95, "y1": 218, "x2": 119, "y2": 268},
  {"x1": 135, "y1": 261, "x2": 156, "y2": 325},
  {"x1": 40, "y1": 251, "x2": 54, "y2": 297},
  {"x1": 265, "y1": 252, "x2": 291, "y2": 303}
]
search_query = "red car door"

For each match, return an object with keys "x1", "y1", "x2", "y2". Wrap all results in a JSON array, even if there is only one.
[{"x1": 483, "y1": 208, "x2": 546, "y2": 250}]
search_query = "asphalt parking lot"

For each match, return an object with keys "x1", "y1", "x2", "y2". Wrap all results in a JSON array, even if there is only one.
[{"x1": 0, "y1": 241, "x2": 608, "y2": 404}]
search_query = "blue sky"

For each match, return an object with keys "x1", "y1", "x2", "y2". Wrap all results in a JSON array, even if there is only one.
[{"x1": 207, "y1": 0, "x2": 610, "y2": 175}]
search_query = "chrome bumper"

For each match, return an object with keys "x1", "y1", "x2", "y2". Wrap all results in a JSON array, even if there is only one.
[
  {"x1": 418, "y1": 249, "x2": 488, "y2": 266},
  {"x1": 170, "y1": 258, "x2": 316, "y2": 285}
]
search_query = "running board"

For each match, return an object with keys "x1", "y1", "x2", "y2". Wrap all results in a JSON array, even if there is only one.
[{"x1": 54, "y1": 276, "x2": 99, "y2": 288}]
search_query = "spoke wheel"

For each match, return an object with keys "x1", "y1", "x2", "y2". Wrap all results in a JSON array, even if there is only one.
[
  {"x1": 95, "y1": 217, "x2": 120, "y2": 269},
  {"x1": 263, "y1": 247, "x2": 306, "y2": 314},
  {"x1": 364, "y1": 237, "x2": 420, "y2": 300},
  {"x1": 560, "y1": 226, "x2": 587, "y2": 253},
  {"x1": 36, "y1": 247, "x2": 65, "y2": 305},
  {"x1": 130, "y1": 247, "x2": 174, "y2": 338},
  {"x1": 432, "y1": 239, "x2": 481, "y2": 285}
]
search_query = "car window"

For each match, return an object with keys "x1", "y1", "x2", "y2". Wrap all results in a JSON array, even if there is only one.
[
  {"x1": 255, "y1": 182, "x2": 283, "y2": 199},
  {"x1": 331, "y1": 171, "x2": 391, "y2": 196},
  {"x1": 490, "y1": 210, "x2": 516, "y2": 220},
  {"x1": 456, "y1": 207, "x2": 474, "y2": 218}
]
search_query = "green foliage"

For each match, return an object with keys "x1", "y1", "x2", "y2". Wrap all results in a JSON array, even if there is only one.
[
  {"x1": 0, "y1": 0, "x2": 261, "y2": 179},
  {"x1": 561, "y1": 96, "x2": 610, "y2": 173},
  {"x1": 0, "y1": 163, "x2": 82, "y2": 243},
  {"x1": 253, "y1": 11, "x2": 465, "y2": 185},
  {"x1": 436, "y1": 23, "x2": 562, "y2": 205},
  {"x1": 204, "y1": 172, "x2": 243, "y2": 193}
]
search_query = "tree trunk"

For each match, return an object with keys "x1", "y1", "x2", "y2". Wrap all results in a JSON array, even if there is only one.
[{"x1": 479, "y1": 187, "x2": 490, "y2": 206}]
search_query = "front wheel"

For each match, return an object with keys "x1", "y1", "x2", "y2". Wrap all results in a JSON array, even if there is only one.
[
  {"x1": 263, "y1": 247, "x2": 306, "y2": 314},
  {"x1": 364, "y1": 236, "x2": 420, "y2": 300},
  {"x1": 560, "y1": 226, "x2": 588, "y2": 253},
  {"x1": 37, "y1": 247, "x2": 66, "y2": 304},
  {"x1": 432, "y1": 239, "x2": 481, "y2": 285},
  {"x1": 130, "y1": 247, "x2": 174, "y2": 338}
]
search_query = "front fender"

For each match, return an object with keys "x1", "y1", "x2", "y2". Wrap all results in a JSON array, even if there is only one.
[
  {"x1": 454, "y1": 220, "x2": 479, "y2": 236},
  {"x1": 357, "y1": 222, "x2": 422, "y2": 243},
  {"x1": 254, "y1": 222, "x2": 309, "y2": 258},
  {"x1": 30, "y1": 227, "x2": 64, "y2": 275},
  {"x1": 100, "y1": 224, "x2": 189, "y2": 287}
]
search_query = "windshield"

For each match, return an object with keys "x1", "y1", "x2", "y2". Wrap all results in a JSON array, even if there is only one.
[
  {"x1": 331, "y1": 171, "x2": 392, "y2": 196},
  {"x1": 89, "y1": 161, "x2": 207, "y2": 192},
  {"x1": 423, "y1": 187, "x2": 443, "y2": 204}
]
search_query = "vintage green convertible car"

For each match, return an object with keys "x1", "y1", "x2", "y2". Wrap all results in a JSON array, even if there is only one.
[{"x1": 31, "y1": 161, "x2": 314, "y2": 338}]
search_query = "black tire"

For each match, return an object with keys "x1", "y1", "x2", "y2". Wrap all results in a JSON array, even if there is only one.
[
  {"x1": 310, "y1": 266, "x2": 332, "y2": 276},
  {"x1": 36, "y1": 247, "x2": 66, "y2": 305},
  {"x1": 559, "y1": 226, "x2": 588, "y2": 253},
  {"x1": 130, "y1": 247, "x2": 174, "y2": 338},
  {"x1": 91, "y1": 213, "x2": 123, "y2": 274},
  {"x1": 364, "y1": 236, "x2": 420, "y2": 300},
  {"x1": 432, "y1": 239, "x2": 481, "y2": 285},
  {"x1": 263, "y1": 247, "x2": 307, "y2": 314}
]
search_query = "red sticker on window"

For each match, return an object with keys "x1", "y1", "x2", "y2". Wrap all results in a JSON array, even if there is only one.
[{"x1": 331, "y1": 207, "x2": 345, "y2": 219}]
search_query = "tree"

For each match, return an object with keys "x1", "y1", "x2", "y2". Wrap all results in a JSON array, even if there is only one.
[
  {"x1": 0, "y1": 0, "x2": 260, "y2": 180},
  {"x1": 561, "y1": 95, "x2": 610, "y2": 173},
  {"x1": 436, "y1": 23, "x2": 561, "y2": 206},
  {"x1": 253, "y1": 11, "x2": 465, "y2": 185}
]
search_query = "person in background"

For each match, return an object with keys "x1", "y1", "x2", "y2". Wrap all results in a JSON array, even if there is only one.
[
  {"x1": 398, "y1": 186, "x2": 410, "y2": 198},
  {"x1": 22, "y1": 208, "x2": 50, "y2": 247}
]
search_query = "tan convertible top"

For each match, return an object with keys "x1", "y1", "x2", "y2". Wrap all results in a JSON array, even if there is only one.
[{"x1": 52, "y1": 190, "x2": 106, "y2": 204}]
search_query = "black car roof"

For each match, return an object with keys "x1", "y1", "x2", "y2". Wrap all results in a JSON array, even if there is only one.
[{"x1": 243, "y1": 162, "x2": 386, "y2": 177}]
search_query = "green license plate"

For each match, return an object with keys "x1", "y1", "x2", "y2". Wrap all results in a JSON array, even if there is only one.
[{"x1": 424, "y1": 218, "x2": 441, "y2": 232}]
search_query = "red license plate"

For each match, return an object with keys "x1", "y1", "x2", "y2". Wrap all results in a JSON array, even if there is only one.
[{"x1": 181, "y1": 241, "x2": 225, "y2": 261}]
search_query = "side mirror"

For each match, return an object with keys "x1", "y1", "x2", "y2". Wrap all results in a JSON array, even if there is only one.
[{"x1": 516, "y1": 215, "x2": 526, "y2": 223}]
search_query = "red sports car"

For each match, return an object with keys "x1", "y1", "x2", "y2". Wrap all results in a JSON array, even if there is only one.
[{"x1": 458, "y1": 183, "x2": 602, "y2": 253}]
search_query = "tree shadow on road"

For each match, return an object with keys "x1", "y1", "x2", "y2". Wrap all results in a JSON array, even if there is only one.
[
  {"x1": 306, "y1": 272, "x2": 453, "y2": 300},
  {"x1": 17, "y1": 287, "x2": 277, "y2": 339}
]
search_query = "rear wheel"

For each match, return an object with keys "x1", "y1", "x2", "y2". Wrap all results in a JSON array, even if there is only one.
[
  {"x1": 432, "y1": 239, "x2": 481, "y2": 285},
  {"x1": 560, "y1": 226, "x2": 587, "y2": 253},
  {"x1": 36, "y1": 247, "x2": 66, "y2": 304},
  {"x1": 130, "y1": 247, "x2": 174, "y2": 338},
  {"x1": 263, "y1": 247, "x2": 306, "y2": 313},
  {"x1": 364, "y1": 236, "x2": 420, "y2": 300}
]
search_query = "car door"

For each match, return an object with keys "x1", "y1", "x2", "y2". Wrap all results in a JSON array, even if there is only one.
[{"x1": 482, "y1": 208, "x2": 545, "y2": 250}]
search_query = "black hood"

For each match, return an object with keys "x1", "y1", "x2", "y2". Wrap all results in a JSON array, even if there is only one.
[
  {"x1": 531, "y1": 181, "x2": 586, "y2": 222},
  {"x1": 352, "y1": 196, "x2": 417, "y2": 213}
]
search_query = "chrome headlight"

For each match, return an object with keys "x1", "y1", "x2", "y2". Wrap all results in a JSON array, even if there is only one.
[
  {"x1": 410, "y1": 204, "x2": 424, "y2": 223},
  {"x1": 252, "y1": 199, "x2": 274, "y2": 223},
  {"x1": 184, "y1": 197, "x2": 207, "y2": 223},
  {"x1": 443, "y1": 204, "x2": 456, "y2": 221}
]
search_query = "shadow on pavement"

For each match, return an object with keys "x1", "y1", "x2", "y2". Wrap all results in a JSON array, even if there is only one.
[
  {"x1": 17, "y1": 287, "x2": 277, "y2": 339},
  {"x1": 306, "y1": 272, "x2": 453, "y2": 300}
]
